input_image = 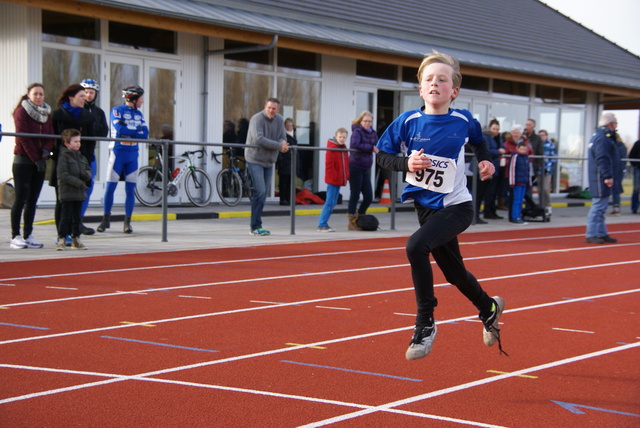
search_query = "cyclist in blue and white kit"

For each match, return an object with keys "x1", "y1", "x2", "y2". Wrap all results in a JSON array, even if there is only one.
[
  {"x1": 97, "y1": 85, "x2": 148, "y2": 234},
  {"x1": 376, "y1": 51, "x2": 506, "y2": 360}
]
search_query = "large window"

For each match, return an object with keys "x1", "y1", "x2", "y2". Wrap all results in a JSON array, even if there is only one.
[
  {"x1": 108, "y1": 22, "x2": 176, "y2": 54},
  {"x1": 43, "y1": 48, "x2": 100, "y2": 103},
  {"x1": 42, "y1": 10, "x2": 100, "y2": 48}
]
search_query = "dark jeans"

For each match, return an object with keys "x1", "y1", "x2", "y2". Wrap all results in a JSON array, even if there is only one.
[
  {"x1": 11, "y1": 162, "x2": 45, "y2": 239},
  {"x1": 483, "y1": 175, "x2": 499, "y2": 215},
  {"x1": 59, "y1": 200, "x2": 82, "y2": 238},
  {"x1": 406, "y1": 201, "x2": 493, "y2": 326},
  {"x1": 348, "y1": 165, "x2": 373, "y2": 215}
]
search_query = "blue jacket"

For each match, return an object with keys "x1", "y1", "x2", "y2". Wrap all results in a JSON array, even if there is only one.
[
  {"x1": 587, "y1": 126, "x2": 620, "y2": 198},
  {"x1": 483, "y1": 131, "x2": 503, "y2": 177},
  {"x1": 509, "y1": 152, "x2": 531, "y2": 187}
]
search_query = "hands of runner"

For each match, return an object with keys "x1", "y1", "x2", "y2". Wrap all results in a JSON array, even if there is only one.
[
  {"x1": 478, "y1": 160, "x2": 495, "y2": 181},
  {"x1": 408, "y1": 149, "x2": 432, "y2": 172}
]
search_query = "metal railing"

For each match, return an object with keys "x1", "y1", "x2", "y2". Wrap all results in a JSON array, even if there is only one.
[{"x1": 2, "y1": 131, "x2": 635, "y2": 241}]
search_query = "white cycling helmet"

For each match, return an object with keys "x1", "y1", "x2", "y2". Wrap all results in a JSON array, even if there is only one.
[{"x1": 80, "y1": 79, "x2": 100, "y2": 91}]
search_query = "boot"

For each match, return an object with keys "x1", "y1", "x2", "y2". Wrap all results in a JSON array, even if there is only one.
[
  {"x1": 97, "y1": 214, "x2": 110, "y2": 233},
  {"x1": 123, "y1": 216, "x2": 133, "y2": 234},
  {"x1": 71, "y1": 237, "x2": 87, "y2": 250},
  {"x1": 348, "y1": 213, "x2": 362, "y2": 231},
  {"x1": 80, "y1": 217, "x2": 95, "y2": 235},
  {"x1": 497, "y1": 197, "x2": 507, "y2": 211}
]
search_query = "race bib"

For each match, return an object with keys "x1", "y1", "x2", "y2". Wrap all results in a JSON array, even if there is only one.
[{"x1": 405, "y1": 152, "x2": 456, "y2": 194}]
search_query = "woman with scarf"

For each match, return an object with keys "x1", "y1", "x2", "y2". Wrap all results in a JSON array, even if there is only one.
[
  {"x1": 51, "y1": 84, "x2": 96, "y2": 244},
  {"x1": 10, "y1": 83, "x2": 55, "y2": 249}
]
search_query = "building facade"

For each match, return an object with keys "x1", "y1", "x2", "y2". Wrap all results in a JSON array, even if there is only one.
[{"x1": 1, "y1": 0, "x2": 639, "y2": 206}]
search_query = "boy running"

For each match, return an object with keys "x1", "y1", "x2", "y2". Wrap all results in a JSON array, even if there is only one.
[{"x1": 376, "y1": 51, "x2": 506, "y2": 359}]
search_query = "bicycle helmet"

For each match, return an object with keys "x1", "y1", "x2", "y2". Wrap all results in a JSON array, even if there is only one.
[
  {"x1": 122, "y1": 85, "x2": 145, "y2": 102},
  {"x1": 80, "y1": 79, "x2": 100, "y2": 91}
]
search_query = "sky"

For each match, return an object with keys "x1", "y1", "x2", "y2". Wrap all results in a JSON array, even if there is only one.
[{"x1": 541, "y1": 0, "x2": 640, "y2": 144}]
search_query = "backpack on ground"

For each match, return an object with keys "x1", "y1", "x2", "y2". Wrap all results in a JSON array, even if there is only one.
[{"x1": 356, "y1": 214, "x2": 379, "y2": 231}]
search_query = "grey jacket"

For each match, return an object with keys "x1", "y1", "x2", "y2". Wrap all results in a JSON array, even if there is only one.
[
  {"x1": 244, "y1": 111, "x2": 286, "y2": 168},
  {"x1": 56, "y1": 145, "x2": 92, "y2": 202}
]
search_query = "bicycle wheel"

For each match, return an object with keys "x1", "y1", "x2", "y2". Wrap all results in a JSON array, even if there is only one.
[
  {"x1": 185, "y1": 168, "x2": 213, "y2": 207},
  {"x1": 216, "y1": 168, "x2": 243, "y2": 207},
  {"x1": 135, "y1": 166, "x2": 163, "y2": 207}
]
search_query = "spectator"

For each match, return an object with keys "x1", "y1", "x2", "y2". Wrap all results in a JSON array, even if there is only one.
[
  {"x1": 630, "y1": 139, "x2": 640, "y2": 214},
  {"x1": 539, "y1": 129, "x2": 557, "y2": 214},
  {"x1": 236, "y1": 118, "x2": 249, "y2": 157},
  {"x1": 51, "y1": 84, "x2": 96, "y2": 244},
  {"x1": 317, "y1": 127, "x2": 349, "y2": 232},
  {"x1": 276, "y1": 118, "x2": 297, "y2": 206},
  {"x1": 244, "y1": 98, "x2": 289, "y2": 236},
  {"x1": 482, "y1": 119, "x2": 504, "y2": 220},
  {"x1": 97, "y1": 85, "x2": 149, "y2": 234},
  {"x1": 524, "y1": 118, "x2": 544, "y2": 206},
  {"x1": 10, "y1": 83, "x2": 55, "y2": 249},
  {"x1": 509, "y1": 141, "x2": 532, "y2": 225},
  {"x1": 376, "y1": 50, "x2": 505, "y2": 360},
  {"x1": 585, "y1": 113, "x2": 619, "y2": 244},
  {"x1": 79, "y1": 78, "x2": 109, "y2": 235},
  {"x1": 608, "y1": 133, "x2": 627, "y2": 216},
  {"x1": 55, "y1": 128, "x2": 92, "y2": 251},
  {"x1": 347, "y1": 110, "x2": 378, "y2": 230},
  {"x1": 503, "y1": 125, "x2": 533, "y2": 220}
]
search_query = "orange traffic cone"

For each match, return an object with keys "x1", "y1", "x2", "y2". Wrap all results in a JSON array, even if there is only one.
[{"x1": 380, "y1": 179, "x2": 391, "y2": 205}]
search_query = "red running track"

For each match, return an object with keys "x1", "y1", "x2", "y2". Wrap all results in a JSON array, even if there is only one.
[{"x1": 1, "y1": 223, "x2": 639, "y2": 427}]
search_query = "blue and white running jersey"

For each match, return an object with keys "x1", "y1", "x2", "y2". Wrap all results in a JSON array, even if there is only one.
[
  {"x1": 110, "y1": 104, "x2": 149, "y2": 151},
  {"x1": 377, "y1": 108, "x2": 484, "y2": 209}
]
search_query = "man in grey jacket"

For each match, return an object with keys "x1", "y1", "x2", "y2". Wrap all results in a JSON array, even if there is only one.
[{"x1": 245, "y1": 98, "x2": 290, "y2": 235}]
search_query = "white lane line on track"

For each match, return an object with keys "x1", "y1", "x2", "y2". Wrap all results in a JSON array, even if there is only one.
[
  {"x1": 1, "y1": 321, "x2": 638, "y2": 428},
  {"x1": 2, "y1": 242, "x2": 639, "y2": 309},
  {"x1": 297, "y1": 341, "x2": 640, "y2": 427},
  {"x1": 1, "y1": 262, "x2": 639, "y2": 345},
  {"x1": 1, "y1": 234, "x2": 638, "y2": 283},
  {"x1": 0, "y1": 363, "x2": 507, "y2": 428}
]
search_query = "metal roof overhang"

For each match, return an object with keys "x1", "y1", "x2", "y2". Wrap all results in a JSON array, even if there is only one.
[{"x1": 11, "y1": 0, "x2": 640, "y2": 107}]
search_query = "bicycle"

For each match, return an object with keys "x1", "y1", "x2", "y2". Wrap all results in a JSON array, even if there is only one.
[
  {"x1": 135, "y1": 145, "x2": 213, "y2": 207},
  {"x1": 211, "y1": 147, "x2": 253, "y2": 207}
]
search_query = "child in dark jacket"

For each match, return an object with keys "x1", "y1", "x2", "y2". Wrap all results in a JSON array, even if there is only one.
[
  {"x1": 317, "y1": 128, "x2": 350, "y2": 231},
  {"x1": 56, "y1": 129, "x2": 92, "y2": 250},
  {"x1": 509, "y1": 141, "x2": 531, "y2": 224}
]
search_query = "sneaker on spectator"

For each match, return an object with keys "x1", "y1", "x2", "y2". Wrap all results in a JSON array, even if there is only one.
[
  {"x1": 71, "y1": 237, "x2": 87, "y2": 250},
  {"x1": 585, "y1": 236, "x2": 605, "y2": 244},
  {"x1": 55, "y1": 239, "x2": 66, "y2": 251},
  {"x1": 9, "y1": 236, "x2": 28, "y2": 249},
  {"x1": 405, "y1": 323, "x2": 437, "y2": 360},
  {"x1": 317, "y1": 226, "x2": 335, "y2": 232},
  {"x1": 24, "y1": 235, "x2": 44, "y2": 249},
  {"x1": 250, "y1": 228, "x2": 270, "y2": 236},
  {"x1": 65, "y1": 235, "x2": 72, "y2": 246},
  {"x1": 601, "y1": 235, "x2": 618, "y2": 243}
]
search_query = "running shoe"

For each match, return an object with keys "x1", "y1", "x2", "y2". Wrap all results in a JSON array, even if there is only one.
[
  {"x1": 24, "y1": 235, "x2": 44, "y2": 249},
  {"x1": 9, "y1": 236, "x2": 28, "y2": 249},
  {"x1": 317, "y1": 226, "x2": 335, "y2": 232},
  {"x1": 250, "y1": 228, "x2": 270, "y2": 236},
  {"x1": 480, "y1": 297, "x2": 507, "y2": 356},
  {"x1": 405, "y1": 323, "x2": 437, "y2": 360}
]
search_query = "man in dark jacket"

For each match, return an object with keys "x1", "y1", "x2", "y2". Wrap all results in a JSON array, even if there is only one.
[
  {"x1": 630, "y1": 139, "x2": 640, "y2": 214},
  {"x1": 585, "y1": 113, "x2": 620, "y2": 244}
]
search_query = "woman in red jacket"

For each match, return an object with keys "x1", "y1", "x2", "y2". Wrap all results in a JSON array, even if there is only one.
[
  {"x1": 10, "y1": 83, "x2": 55, "y2": 249},
  {"x1": 317, "y1": 128, "x2": 350, "y2": 232}
]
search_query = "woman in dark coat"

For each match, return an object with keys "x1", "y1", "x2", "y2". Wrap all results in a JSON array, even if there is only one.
[{"x1": 51, "y1": 84, "x2": 97, "y2": 241}]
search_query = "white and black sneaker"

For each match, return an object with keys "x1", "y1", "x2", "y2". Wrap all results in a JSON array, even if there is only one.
[
  {"x1": 405, "y1": 323, "x2": 437, "y2": 360},
  {"x1": 480, "y1": 296, "x2": 508, "y2": 356}
]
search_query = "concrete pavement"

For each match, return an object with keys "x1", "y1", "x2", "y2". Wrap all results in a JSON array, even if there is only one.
[{"x1": 1, "y1": 197, "x2": 636, "y2": 262}]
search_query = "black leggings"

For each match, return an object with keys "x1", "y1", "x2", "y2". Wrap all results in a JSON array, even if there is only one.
[
  {"x1": 11, "y1": 162, "x2": 45, "y2": 239},
  {"x1": 406, "y1": 201, "x2": 493, "y2": 325}
]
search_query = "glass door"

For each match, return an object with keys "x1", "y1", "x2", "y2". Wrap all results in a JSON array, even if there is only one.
[{"x1": 101, "y1": 55, "x2": 180, "y2": 203}]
